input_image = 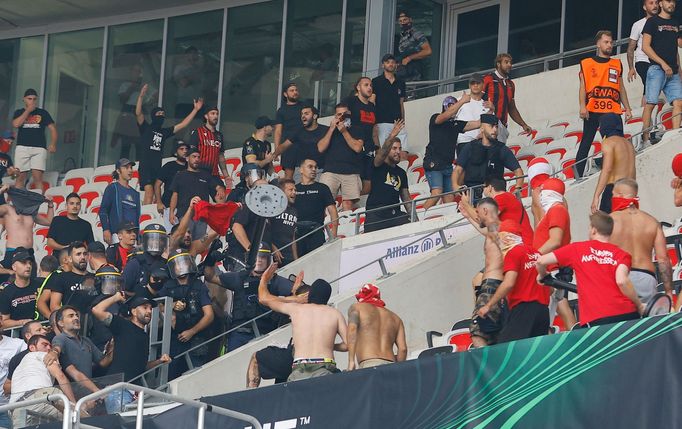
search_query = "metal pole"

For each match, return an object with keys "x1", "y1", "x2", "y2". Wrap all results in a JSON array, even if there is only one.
[
  {"x1": 135, "y1": 390, "x2": 145, "y2": 429},
  {"x1": 197, "y1": 405, "x2": 206, "y2": 429},
  {"x1": 157, "y1": 17, "x2": 168, "y2": 107},
  {"x1": 216, "y1": 7, "x2": 228, "y2": 129},
  {"x1": 93, "y1": 25, "x2": 109, "y2": 168}
]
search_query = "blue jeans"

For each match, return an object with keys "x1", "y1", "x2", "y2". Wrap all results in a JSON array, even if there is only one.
[
  {"x1": 0, "y1": 410, "x2": 10, "y2": 428},
  {"x1": 425, "y1": 166, "x2": 453, "y2": 193},
  {"x1": 646, "y1": 64, "x2": 682, "y2": 104},
  {"x1": 105, "y1": 388, "x2": 134, "y2": 414}
]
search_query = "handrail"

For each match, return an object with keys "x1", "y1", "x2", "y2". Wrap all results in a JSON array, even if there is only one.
[
  {"x1": 404, "y1": 38, "x2": 630, "y2": 96},
  {"x1": 0, "y1": 392, "x2": 71, "y2": 429},
  {"x1": 72, "y1": 382, "x2": 262, "y2": 429}
]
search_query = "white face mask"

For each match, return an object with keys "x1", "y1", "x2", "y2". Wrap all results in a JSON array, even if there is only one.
[
  {"x1": 499, "y1": 232, "x2": 523, "y2": 255},
  {"x1": 540, "y1": 190, "x2": 563, "y2": 213}
]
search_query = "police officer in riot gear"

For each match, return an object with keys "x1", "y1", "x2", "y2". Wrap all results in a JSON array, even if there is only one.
[
  {"x1": 158, "y1": 250, "x2": 214, "y2": 380},
  {"x1": 227, "y1": 163, "x2": 267, "y2": 203},
  {"x1": 452, "y1": 114, "x2": 524, "y2": 201},
  {"x1": 95, "y1": 264, "x2": 123, "y2": 295},
  {"x1": 122, "y1": 223, "x2": 169, "y2": 294},
  {"x1": 203, "y1": 242, "x2": 294, "y2": 352}
]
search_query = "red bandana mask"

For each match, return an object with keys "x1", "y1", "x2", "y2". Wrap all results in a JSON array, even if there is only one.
[
  {"x1": 611, "y1": 196, "x2": 639, "y2": 212},
  {"x1": 355, "y1": 284, "x2": 386, "y2": 308}
]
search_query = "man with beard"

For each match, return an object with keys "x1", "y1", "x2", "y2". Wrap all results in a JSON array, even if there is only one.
[
  {"x1": 275, "y1": 83, "x2": 304, "y2": 180},
  {"x1": 271, "y1": 179, "x2": 298, "y2": 266},
  {"x1": 364, "y1": 122, "x2": 411, "y2": 233},
  {"x1": 346, "y1": 77, "x2": 377, "y2": 194},
  {"x1": 155, "y1": 140, "x2": 189, "y2": 227},
  {"x1": 92, "y1": 293, "x2": 171, "y2": 412},
  {"x1": 276, "y1": 106, "x2": 327, "y2": 175},
  {"x1": 0, "y1": 248, "x2": 40, "y2": 328},
  {"x1": 47, "y1": 242, "x2": 91, "y2": 313},
  {"x1": 372, "y1": 54, "x2": 409, "y2": 160},
  {"x1": 295, "y1": 158, "x2": 338, "y2": 256},
  {"x1": 189, "y1": 106, "x2": 230, "y2": 186},
  {"x1": 136, "y1": 83, "x2": 203, "y2": 204},
  {"x1": 242, "y1": 116, "x2": 275, "y2": 175}
]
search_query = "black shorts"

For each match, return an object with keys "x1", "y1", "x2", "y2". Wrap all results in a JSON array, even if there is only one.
[
  {"x1": 584, "y1": 311, "x2": 640, "y2": 328},
  {"x1": 361, "y1": 155, "x2": 374, "y2": 181},
  {"x1": 599, "y1": 183, "x2": 614, "y2": 213},
  {"x1": 635, "y1": 61, "x2": 650, "y2": 95},
  {"x1": 497, "y1": 301, "x2": 549, "y2": 344},
  {"x1": 255, "y1": 345, "x2": 293, "y2": 382},
  {"x1": 138, "y1": 166, "x2": 160, "y2": 187},
  {"x1": 280, "y1": 146, "x2": 297, "y2": 170}
]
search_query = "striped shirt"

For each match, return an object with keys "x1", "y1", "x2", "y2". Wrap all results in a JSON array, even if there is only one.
[
  {"x1": 482, "y1": 72, "x2": 515, "y2": 127},
  {"x1": 189, "y1": 125, "x2": 225, "y2": 176}
]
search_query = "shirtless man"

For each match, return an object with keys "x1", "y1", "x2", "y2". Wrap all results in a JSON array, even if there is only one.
[
  {"x1": 258, "y1": 264, "x2": 347, "y2": 381},
  {"x1": 0, "y1": 185, "x2": 53, "y2": 278},
  {"x1": 459, "y1": 194, "x2": 505, "y2": 347},
  {"x1": 609, "y1": 178, "x2": 672, "y2": 304},
  {"x1": 590, "y1": 114, "x2": 636, "y2": 214},
  {"x1": 347, "y1": 284, "x2": 407, "y2": 370}
]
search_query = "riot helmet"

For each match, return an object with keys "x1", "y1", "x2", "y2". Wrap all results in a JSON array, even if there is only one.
[
  {"x1": 141, "y1": 223, "x2": 168, "y2": 255},
  {"x1": 167, "y1": 251, "x2": 197, "y2": 279},
  {"x1": 95, "y1": 264, "x2": 123, "y2": 295},
  {"x1": 241, "y1": 163, "x2": 266, "y2": 189},
  {"x1": 253, "y1": 242, "x2": 273, "y2": 275}
]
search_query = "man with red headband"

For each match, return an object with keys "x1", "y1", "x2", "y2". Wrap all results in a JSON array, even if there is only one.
[
  {"x1": 671, "y1": 153, "x2": 682, "y2": 206},
  {"x1": 537, "y1": 211, "x2": 644, "y2": 327},
  {"x1": 533, "y1": 178, "x2": 576, "y2": 328},
  {"x1": 610, "y1": 178, "x2": 672, "y2": 303},
  {"x1": 477, "y1": 220, "x2": 550, "y2": 342},
  {"x1": 590, "y1": 114, "x2": 636, "y2": 214},
  {"x1": 346, "y1": 284, "x2": 407, "y2": 370}
]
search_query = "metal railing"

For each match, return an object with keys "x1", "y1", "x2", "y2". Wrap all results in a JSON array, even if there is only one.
[
  {"x1": 404, "y1": 38, "x2": 631, "y2": 98},
  {"x1": 72, "y1": 382, "x2": 262, "y2": 429},
  {"x1": 0, "y1": 392, "x2": 71, "y2": 429}
]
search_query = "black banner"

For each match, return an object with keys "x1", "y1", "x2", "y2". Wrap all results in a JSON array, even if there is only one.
[{"x1": 150, "y1": 313, "x2": 682, "y2": 428}]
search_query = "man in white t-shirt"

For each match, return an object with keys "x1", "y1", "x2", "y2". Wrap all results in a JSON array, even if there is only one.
[
  {"x1": 455, "y1": 74, "x2": 492, "y2": 153},
  {"x1": 0, "y1": 334, "x2": 26, "y2": 428},
  {"x1": 10, "y1": 335, "x2": 76, "y2": 428},
  {"x1": 627, "y1": 0, "x2": 659, "y2": 144}
]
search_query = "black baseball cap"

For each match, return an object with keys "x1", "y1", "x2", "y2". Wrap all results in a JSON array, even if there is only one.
[
  {"x1": 481, "y1": 114, "x2": 498, "y2": 125},
  {"x1": 176, "y1": 140, "x2": 190, "y2": 149},
  {"x1": 115, "y1": 158, "x2": 135, "y2": 169},
  {"x1": 118, "y1": 221, "x2": 139, "y2": 232},
  {"x1": 187, "y1": 145, "x2": 200, "y2": 156},
  {"x1": 599, "y1": 113, "x2": 624, "y2": 138},
  {"x1": 469, "y1": 73, "x2": 483, "y2": 84},
  {"x1": 24, "y1": 88, "x2": 38, "y2": 97},
  {"x1": 88, "y1": 241, "x2": 106, "y2": 254},
  {"x1": 11, "y1": 247, "x2": 32, "y2": 264},
  {"x1": 254, "y1": 116, "x2": 275, "y2": 129},
  {"x1": 128, "y1": 296, "x2": 158, "y2": 309},
  {"x1": 382, "y1": 53, "x2": 397, "y2": 63}
]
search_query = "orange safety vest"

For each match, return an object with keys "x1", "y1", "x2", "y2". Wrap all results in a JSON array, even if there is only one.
[{"x1": 580, "y1": 57, "x2": 623, "y2": 114}]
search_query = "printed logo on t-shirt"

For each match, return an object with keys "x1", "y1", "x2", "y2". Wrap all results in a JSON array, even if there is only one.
[
  {"x1": 360, "y1": 110, "x2": 376, "y2": 125},
  {"x1": 22, "y1": 114, "x2": 43, "y2": 129},
  {"x1": 11, "y1": 294, "x2": 36, "y2": 307},
  {"x1": 582, "y1": 247, "x2": 618, "y2": 266},
  {"x1": 608, "y1": 68, "x2": 618, "y2": 83},
  {"x1": 275, "y1": 211, "x2": 297, "y2": 227},
  {"x1": 524, "y1": 252, "x2": 539, "y2": 270},
  {"x1": 150, "y1": 131, "x2": 163, "y2": 151},
  {"x1": 0, "y1": 159, "x2": 9, "y2": 168},
  {"x1": 384, "y1": 172, "x2": 401, "y2": 191},
  {"x1": 657, "y1": 24, "x2": 681, "y2": 32}
]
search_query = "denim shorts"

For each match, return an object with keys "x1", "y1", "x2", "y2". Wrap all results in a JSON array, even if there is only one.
[
  {"x1": 425, "y1": 166, "x2": 453, "y2": 192},
  {"x1": 645, "y1": 64, "x2": 682, "y2": 105}
]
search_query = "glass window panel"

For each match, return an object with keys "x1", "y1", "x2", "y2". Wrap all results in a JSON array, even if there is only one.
[
  {"x1": 221, "y1": 1, "x2": 284, "y2": 149},
  {"x1": 99, "y1": 20, "x2": 164, "y2": 166},
  {"x1": 564, "y1": 0, "x2": 618, "y2": 65},
  {"x1": 44, "y1": 28, "x2": 103, "y2": 170},
  {"x1": 508, "y1": 0, "x2": 561, "y2": 77},
  {"x1": 164, "y1": 11, "x2": 223, "y2": 150},
  {"x1": 395, "y1": 0, "x2": 442, "y2": 81},
  {"x1": 454, "y1": 5, "x2": 499, "y2": 76},
  {"x1": 1, "y1": 36, "x2": 44, "y2": 139},
  {"x1": 283, "y1": 0, "x2": 343, "y2": 116},
  {"x1": 340, "y1": 0, "x2": 368, "y2": 112}
]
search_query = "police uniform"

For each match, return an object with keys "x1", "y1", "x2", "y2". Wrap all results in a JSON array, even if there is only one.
[{"x1": 122, "y1": 251, "x2": 167, "y2": 293}]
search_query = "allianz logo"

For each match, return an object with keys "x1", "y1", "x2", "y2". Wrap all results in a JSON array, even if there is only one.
[{"x1": 385, "y1": 236, "x2": 443, "y2": 259}]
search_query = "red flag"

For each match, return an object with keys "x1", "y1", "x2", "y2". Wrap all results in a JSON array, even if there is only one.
[{"x1": 192, "y1": 200, "x2": 242, "y2": 235}]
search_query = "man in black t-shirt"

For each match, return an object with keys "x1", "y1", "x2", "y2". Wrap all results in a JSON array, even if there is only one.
[
  {"x1": 226, "y1": 185, "x2": 272, "y2": 262},
  {"x1": 242, "y1": 116, "x2": 275, "y2": 175},
  {"x1": 155, "y1": 140, "x2": 189, "y2": 229},
  {"x1": 168, "y1": 147, "x2": 225, "y2": 224},
  {"x1": 46, "y1": 242, "x2": 92, "y2": 313},
  {"x1": 642, "y1": 0, "x2": 682, "y2": 139},
  {"x1": 423, "y1": 95, "x2": 480, "y2": 209},
  {"x1": 365, "y1": 121, "x2": 411, "y2": 233},
  {"x1": 318, "y1": 102, "x2": 365, "y2": 211},
  {"x1": 275, "y1": 83, "x2": 304, "y2": 179},
  {"x1": 135, "y1": 83, "x2": 203, "y2": 204},
  {"x1": 372, "y1": 55, "x2": 409, "y2": 159},
  {"x1": 276, "y1": 106, "x2": 327, "y2": 171},
  {"x1": 346, "y1": 77, "x2": 377, "y2": 195},
  {"x1": 0, "y1": 248, "x2": 40, "y2": 328},
  {"x1": 295, "y1": 158, "x2": 338, "y2": 256},
  {"x1": 0, "y1": 152, "x2": 17, "y2": 205},
  {"x1": 11, "y1": 88, "x2": 57, "y2": 191},
  {"x1": 46, "y1": 193, "x2": 94, "y2": 251},
  {"x1": 92, "y1": 293, "x2": 170, "y2": 412},
  {"x1": 270, "y1": 179, "x2": 298, "y2": 266}
]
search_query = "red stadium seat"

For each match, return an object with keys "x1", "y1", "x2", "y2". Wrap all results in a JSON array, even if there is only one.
[
  {"x1": 140, "y1": 214, "x2": 152, "y2": 223},
  {"x1": 80, "y1": 191, "x2": 100, "y2": 209},
  {"x1": 562, "y1": 159, "x2": 577, "y2": 179},
  {"x1": 64, "y1": 177, "x2": 87, "y2": 193},
  {"x1": 35, "y1": 227, "x2": 49, "y2": 241},
  {"x1": 447, "y1": 328, "x2": 473, "y2": 352},
  {"x1": 225, "y1": 157, "x2": 241, "y2": 174},
  {"x1": 93, "y1": 175, "x2": 113, "y2": 184}
]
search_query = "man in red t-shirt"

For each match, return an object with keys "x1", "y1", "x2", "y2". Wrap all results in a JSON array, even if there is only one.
[
  {"x1": 537, "y1": 212, "x2": 643, "y2": 327},
  {"x1": 483, "y1": 178, "x2": 533, "y2": 245},
  {"x1": 532, "y1": 178, "x2": 575, "y2": 328},
  {"x1": 478, "y1": 220, "x2": 550, "y2": 343}
]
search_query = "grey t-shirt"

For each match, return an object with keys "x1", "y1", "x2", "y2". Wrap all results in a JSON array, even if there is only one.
[{"x1": 52, "y1": 333, "x2": 103, "y2": 378}]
